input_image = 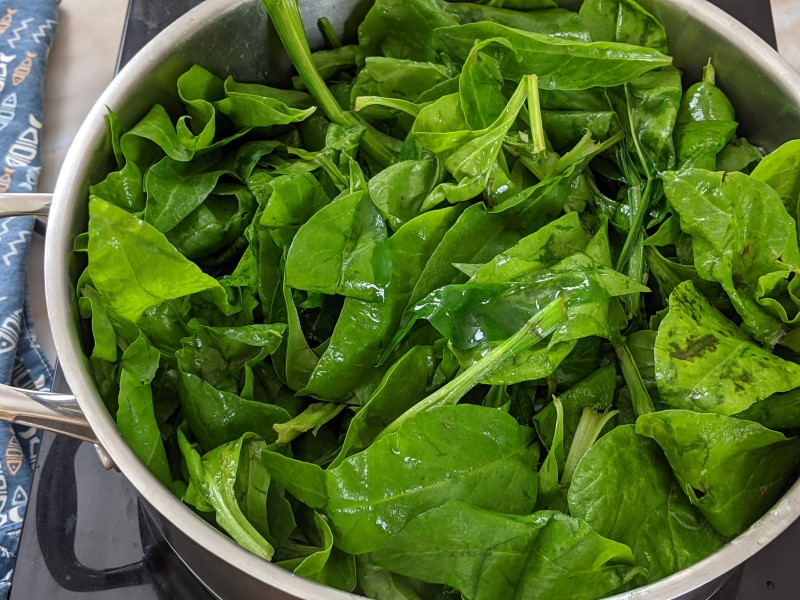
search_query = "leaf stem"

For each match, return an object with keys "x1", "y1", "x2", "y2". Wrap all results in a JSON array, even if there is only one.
[
  {"x1": 526, "y1": 74, "x2": 547, "y2": 155},
  {"x1": 376, "y1": 296, "x2": 568, "y2": 440},
  {"x1": 317, "y1": 17, "x2": 341, "y2": 49},
  {"x1": 560, "y1": 407, "x2": 619, "y2": 486},
  {"x1": 615, "y1": 343, "x2": 655, "y2": 417},
  {"x1": 260, "y1": 0, "x2": 395, "y2": 167},
  {"x1": 273, "y1": 402, "x2": 346, "y2": 445}
]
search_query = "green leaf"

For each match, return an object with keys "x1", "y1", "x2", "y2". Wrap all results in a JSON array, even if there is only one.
[
  {"x1": 326, "y1": 405, "x2": 539, "y2": 554},
  {"x1": 290, "y1": 510, "x2": 356, "y2": 592},
  {"x1": 568, "y1": 425, "x2": 727, "y2": 580},
  {"x1": 178, "y1": 371, "x2": 290, "y2": 451},
  {"x1": 261, "y1": 450, "x2": 328, "y2": 509},
  {"x1": 261, "y1": 173, "x2": 331, "y2": 228},
  {"x1": 178, "y1": 429, "x2": 275, "y2": 560},
  {"x1": 87, "y1": 197, "x2": 233, "y2": 323},
  {"x1": 534, "y1": 364, "x2": 616, "y2": 454},
  {"x1": 357, "y1": 0, "x2": 460, "y2": 62},
  {"x1": 654, "y1": 282, "x2": 800, "y2": 416},
  {"x1": 664, "y1": 169, "x2": 800, "y2": 346},
  {"x1": 437, "y1": 21, "x2": 672, "y2": 90},
  {"x1": 637, "y1": 410, "x2": 800, "y2": 536},
  {"x1": 368, "y1": 159, "x2": 441, "y2": 231},
  {"x1": 117, "y1": 334, "x2": 171, "y2": 485},
  {"x1": 578, "y1": 0, "x2": 668, "y2": 53},
  {"x1": 373, "y1": 501, "x2": 642, "y2": 600},
  {"x1": 752, "y1": 139, "x2": 800, "y2": 223},
  {"x1": 536, "y1": 398, "x2": 565, "y2": 510},
  {"x1": 284, "y1": 190, "x2": 391, "y2": 302},
  {"x1": 215, "y1": 76, "x2": 316, "y2": 127},
  {"x1": 301, "y1": 206, "x2": 461, "y2": 401},
  {"x1": 329, "y1": 346, "x2": 437, "y2": 468}
]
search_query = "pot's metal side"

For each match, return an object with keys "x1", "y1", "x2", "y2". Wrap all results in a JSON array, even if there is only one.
[{"x1": 44, "y1": 0, "x2": 800, "y2": 599}]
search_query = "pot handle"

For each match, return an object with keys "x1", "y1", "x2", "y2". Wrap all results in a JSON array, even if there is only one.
[
  {"x1": 0, "y1": 193, "x2": 101, "y2": 447},
  {"x1": 0, "y1": 386, "x2": 99, "y2": 444}
]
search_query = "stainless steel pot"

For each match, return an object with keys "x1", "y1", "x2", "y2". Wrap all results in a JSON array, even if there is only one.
[{"x1": 2, "y1": 1, "x2": 800, "y2": 599}]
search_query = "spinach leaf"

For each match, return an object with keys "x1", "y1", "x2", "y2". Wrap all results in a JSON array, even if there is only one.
[
  {"x1": 448, "y1": 4, "x2": 590, "y2": 42},
  {"x1": 301, "y1": 206, "x2": 460, "y2": 401},
  {"x1": 578, "y1": 0, "x2": 668, "y2": 53},
  {"x1": 87, "y1": 197, "x2": 233, "y2": 323},
  {"x1": 674, "y1": 62, "x2": 738, "y2": 169},
  {"x1": 178, "y1": 371, "x2": 290, "y2": 451},
  {"x1": 469, "y1": 211, "x2": 589, "y2": 283},
  {"x1": 357, "y1": 0, "x2": 458, "y2": 62},
  {"x1": 356, "y1": 556, "x2": 430, "y2": 600},
  {"x1": 326, "y1": 405, "x2": 539, "y2": 554},
  {"x1": 214, "y1": 76, "x2": 316, "y2": 127},
  {"x1": 368, "y1": 159, "x2": 440, "y2": 231},
  {"x1": 751, "y1": 139, "x2": 800, "y2": 224},
  {"x1": 178, "y1": 429, "x2": 275, "y2": 560},
  {"x1": 568, "y1": 425, "x2": 727, "y2": 580},
  {"x1": 437, "y1": 21, "x2": 672, "y2": 89},
  {"x1": 372, "y1": 501, "x2": 642, "y2": 600},
  {"x1": 330, "y1": 346, "x2": 437, "y2": 468},
  {"x1": 534, "y1": 364, "x2": 616, "y2": 455},
  {"x1": 637, "y1": 410, "x2": 800, "y2": 536},
  {"x1": 261, "y1": 173, "x2": 331, "y2": 228},
  {"x1": 285, "y1": 510, "x2": 356, "y2": 592},
  {"x1": 117, "y1": 334, "x2": 171, "y2": 485},
  {"x1": 284, "y1": 190, "x2": 392, "y2": 302},
  {"x1": 654, "y1": 281, "x2": 800, "y2": 415},
  {"x1": 536, "y1": 398, "x2": 565, "y2": 510},
  {"x1": 664, "y1": 169, "x2": 800, "y2": 346}
]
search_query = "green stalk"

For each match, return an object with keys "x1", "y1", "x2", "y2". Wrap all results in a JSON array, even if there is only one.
[
  {"x1": 260, "y1": 0, "x2": 395, "y2": 167},
  {"x1": 526, "y1": 74, "x2": 547, "y2": 155},
  {"x1": 560, "y1": 407, "x2": 619, "y2": 486},
  {"x1": 376, "y1": 296, "x2": 569, "y2": 440},
  {"x1": 615, "y1": 343, "x2": 655, "y2": 417},
  {"x1": 317, "y1": 16, "x2": 341, "y2": 49},
  {"x1": 273, "y1": 402, "x2": 346, "y2": 445},
  {"x1": 703, "y1": 58, "x2": 715, "y2": 84}
]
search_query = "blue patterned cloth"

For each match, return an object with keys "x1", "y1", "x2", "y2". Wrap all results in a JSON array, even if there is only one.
[{"x1": 0, "y1": 0, "x2": 57, "y2": 596}]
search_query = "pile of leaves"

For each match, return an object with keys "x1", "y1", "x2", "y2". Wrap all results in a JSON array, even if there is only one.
[{"x1": 77, "y1": 0, "x2": 800, "y2": 597}]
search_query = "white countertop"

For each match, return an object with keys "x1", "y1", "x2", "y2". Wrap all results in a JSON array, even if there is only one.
[{"x1": 27, "y1": 0, "x2": 800, "y2": 366}]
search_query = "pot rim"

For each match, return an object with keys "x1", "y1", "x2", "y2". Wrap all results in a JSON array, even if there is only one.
[{"x1": 45, "y1": 1, "x2": 800, "y2": 599}]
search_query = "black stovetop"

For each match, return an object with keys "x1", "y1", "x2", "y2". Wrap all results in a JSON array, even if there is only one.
[{"x1": 7, "y1": 1, "x2": 790, "y2": 599}]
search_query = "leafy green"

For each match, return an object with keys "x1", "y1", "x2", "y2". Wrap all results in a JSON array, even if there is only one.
[
  {"x1": 81, "y1": 3, "x2": 800, "y2": 598},
  {"x1": 654, "y1": 281, "x2": 800, "y2": 415},
  {"x1": 637, "y1": 410, "x2": 800, "y2": 536},
  {"x1": 568, "y1": 425, "x2": 727, "y2": 580},
  {"x1": 664, "y1": 169, "x2": 800, "y2": 346},
  {"x1": 87, "y1": 197, "x2": 233, "y2": 322},
  {"x1": 326, "y1": 405, "x2": 539, "y2": 554},
  {"x1": 284, "y1": 190, "x2": 391, "y2": 301},
  {"x1": 372, "y1": 501, "x2": 642, "y2": 600},
  {"x1": 437, "y1": 21, "x2": 672, "y2": 89}
]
